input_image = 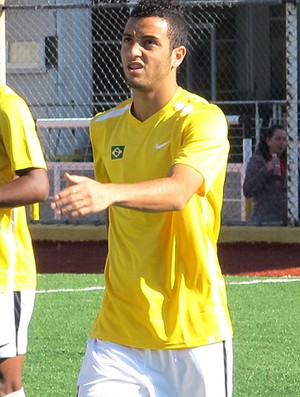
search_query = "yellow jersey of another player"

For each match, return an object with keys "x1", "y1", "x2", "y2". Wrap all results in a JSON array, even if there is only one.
[
  {"x1": 90, "y1": 87, "x2": 233, "y2": 349},
  {"x1": 0, "y1": 84, "x2": 47, "y2": 292}
]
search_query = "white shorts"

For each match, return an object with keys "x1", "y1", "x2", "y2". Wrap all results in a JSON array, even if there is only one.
[
  {"x1": 0, "y1": 290, "x2": 35, "y2": 358},
  {"x1": 77, "y1": 338, "x2": 233, "y2": 397}
]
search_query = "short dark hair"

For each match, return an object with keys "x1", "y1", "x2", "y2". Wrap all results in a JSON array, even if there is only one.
[{"x1": 130, "y1": 0, "x2": 188, "y2": 50}]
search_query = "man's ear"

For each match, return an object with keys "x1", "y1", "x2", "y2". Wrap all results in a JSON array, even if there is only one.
[{"x1": 172, "y1": 46, "x2": 187, "y2": 68}]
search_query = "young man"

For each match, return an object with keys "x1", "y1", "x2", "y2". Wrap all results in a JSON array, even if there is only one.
[
  {"x1": 52, "y1": 0, "x2": 233, "y2": 395},
  {"x1": 0, "y1": 84, "x2": 49, "y2": 397}
]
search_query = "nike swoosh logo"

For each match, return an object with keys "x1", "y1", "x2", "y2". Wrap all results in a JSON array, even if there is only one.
[{"x1": 155, "y1": 141, "x2": 170, "y2": 149}]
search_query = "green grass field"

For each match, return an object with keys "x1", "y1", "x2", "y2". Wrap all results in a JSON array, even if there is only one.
[{"x1": 23, "y1": 274, "x2": 300, "y2": 396}]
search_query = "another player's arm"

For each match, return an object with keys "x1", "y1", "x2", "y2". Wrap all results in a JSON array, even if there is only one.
[
  {"x1": 51, "y1": 163, "x2": 203, "y2": 218},
  {"x1": 0, "y1": 168, "x2": 49, "y2": 208}
]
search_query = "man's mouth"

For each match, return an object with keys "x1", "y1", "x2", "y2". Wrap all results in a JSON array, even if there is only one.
[{"x1": 128, "y1": 63, "x2": 143, "y2": 71}]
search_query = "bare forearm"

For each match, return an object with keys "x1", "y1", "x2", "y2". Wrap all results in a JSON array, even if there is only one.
[
  {"x1": 52, "y1": 165, "x2": 203, "y2": 218},
  {"x1": 106, "y1": 177, "x2": 190, "y2": 212},
  {"x1": 0, "y1": 169, "x2": 49, "y2": 208},
  {"x1": 113, "y1": 164, "x2": 203, "y2": 211}
]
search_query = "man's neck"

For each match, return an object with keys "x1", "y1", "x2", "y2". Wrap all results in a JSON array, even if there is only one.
[{"x1": 131, "y1": 84, "x2": 179, "y2": 122}]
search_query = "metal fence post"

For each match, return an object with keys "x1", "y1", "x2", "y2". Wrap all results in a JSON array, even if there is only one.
[
  {"x1": 0, "y1": 0, "x2": 6, "y2": 84},
  {"x1": 286, "y1": 0, "x2": 299, "y2": 226}
]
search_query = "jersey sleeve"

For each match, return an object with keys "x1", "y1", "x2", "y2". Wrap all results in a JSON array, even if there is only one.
[
  {"x1": 1, "y1": 94, "x2": 46, "y2": 173},
  {"x1": 174, "y1": 104, "x2": 229, "y2": 196}
]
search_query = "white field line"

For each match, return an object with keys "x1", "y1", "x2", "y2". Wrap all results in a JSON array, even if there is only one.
[
  {"x1": 36, "y1": 277, "x2": 300, "y2": 294},
  {"x1": 227, "y1": 277, "x2": 300, "y2": 285},
  {"x1": 37, "y1": 286, "x2": 105, "y2": 294}
]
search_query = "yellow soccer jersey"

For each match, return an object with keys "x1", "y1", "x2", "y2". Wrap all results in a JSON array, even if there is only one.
[
  {"x1": 0, "y1": 84, "x2": 47, "y2": 292},
  {"x1": 90, "y1": 87, "x2": 233, "y2": 349}
]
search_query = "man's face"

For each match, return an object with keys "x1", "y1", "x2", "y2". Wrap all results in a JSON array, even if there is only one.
[{"x1": 120, "y1": 16, "x2": 175, "y2": 91}]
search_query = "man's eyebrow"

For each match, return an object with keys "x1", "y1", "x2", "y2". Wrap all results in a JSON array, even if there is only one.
[
  {"x1": 122, "y1": 33, "x2": 160, "y2": 40},
  {"x1": 143, "y1": 35, "x2": 159, "y2": 40}
]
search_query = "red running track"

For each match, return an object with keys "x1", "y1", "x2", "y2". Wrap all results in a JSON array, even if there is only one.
[{"x1": 33, "y1": 240, "x2": 300, "y2": 277}]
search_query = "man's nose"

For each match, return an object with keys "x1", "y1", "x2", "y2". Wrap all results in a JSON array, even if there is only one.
[{"x1": 130, "y1": 42, "x2": 143, "y2": 57}]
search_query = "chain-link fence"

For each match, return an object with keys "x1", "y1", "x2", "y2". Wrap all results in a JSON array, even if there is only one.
[{"x1": 1, "y1": 0, "x2": 299, "y2": 225}]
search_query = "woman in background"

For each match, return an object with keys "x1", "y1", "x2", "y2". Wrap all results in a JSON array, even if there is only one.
[{"x1": 243, "y1": 124, "x2": 287, "y2": 224}]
